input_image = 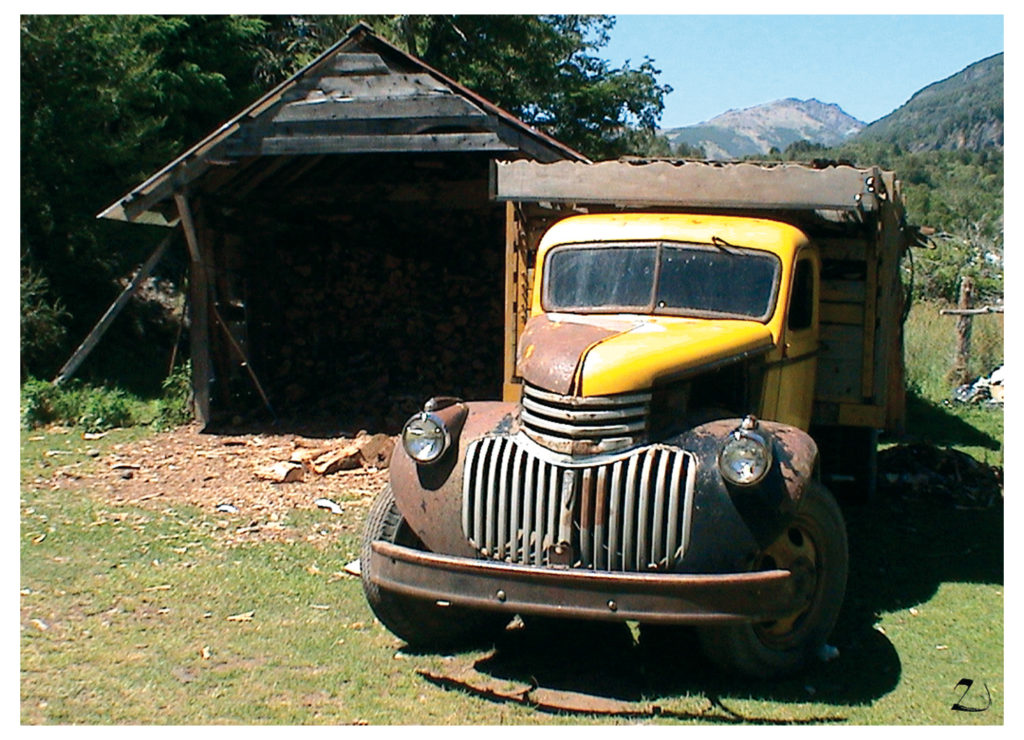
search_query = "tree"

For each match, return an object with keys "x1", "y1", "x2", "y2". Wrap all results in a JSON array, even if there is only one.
[{"x1": 20, "y1": 16, "x2": 276, "y2": 382}]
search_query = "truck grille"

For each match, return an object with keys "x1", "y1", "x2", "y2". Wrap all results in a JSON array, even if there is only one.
[
  {"x1": 462, "y1": 436, "x2": 695, "y2": 572},
  {"x1": 520, "y1": 383, "x2": 651, "y2": 452}
]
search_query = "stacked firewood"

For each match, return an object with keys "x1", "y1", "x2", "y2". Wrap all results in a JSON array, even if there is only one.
[{"x1": 237, "y1": 205, "x2": 506, "y2": 432}]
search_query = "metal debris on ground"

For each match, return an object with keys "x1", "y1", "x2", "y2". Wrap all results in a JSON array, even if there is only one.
[
  {"x1": 878, "y1": 443, "x2": 1002, "y2": 508},
  {"x1": 416, "y1": 664, "x2": 664, "y2": 716},
  {"x1": 952, "y1": 364, "x2": 1004, "y2": 406},
  {"x1": 315, "y1": 498, "x2": 344, "y2": 515}
]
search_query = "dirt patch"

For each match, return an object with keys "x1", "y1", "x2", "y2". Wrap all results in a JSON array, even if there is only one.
[{"x1": 80, "y1": 425, "x2": 390, "y2": 533}]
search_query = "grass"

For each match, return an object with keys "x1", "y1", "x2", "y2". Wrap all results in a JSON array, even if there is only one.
[
  {"x1": 903, "y1": 299, "x2": 1003, "y2": 405},
  {"x1": 20, "y1": 420, "x2": 1003, "y2": 725}
]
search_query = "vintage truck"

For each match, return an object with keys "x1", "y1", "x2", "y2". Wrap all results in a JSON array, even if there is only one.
[{"x1": 360, "y1": 160, "x2": 916, "y2": 677}]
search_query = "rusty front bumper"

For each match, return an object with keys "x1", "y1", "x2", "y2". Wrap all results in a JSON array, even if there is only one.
[{"x1": 369, "y1": 540, "x2": 812, "y2": 625}]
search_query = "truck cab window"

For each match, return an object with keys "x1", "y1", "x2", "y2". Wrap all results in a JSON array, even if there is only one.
[{"x1": 788, "y1": 257, "x2": 815, "y2": 330}]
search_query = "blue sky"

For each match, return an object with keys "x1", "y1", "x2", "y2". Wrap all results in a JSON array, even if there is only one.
[{"x1": 600, "y1": 14, "x2": 1005, "y2": 129}]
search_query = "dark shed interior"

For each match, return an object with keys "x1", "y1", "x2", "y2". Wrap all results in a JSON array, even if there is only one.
[{"x1": 207, "y1": 152, "x2": 506, "y2": 430}]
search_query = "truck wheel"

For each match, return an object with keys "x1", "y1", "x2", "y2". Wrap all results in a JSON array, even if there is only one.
[
  {"x1": 360, "y1": 485, "x2": 508, "y2": 649},
  {"x1": 697, "y1": 482, "x2": 848, "y2": 678}
]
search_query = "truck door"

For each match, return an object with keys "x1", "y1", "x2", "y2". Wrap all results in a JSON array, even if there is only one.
[{"x1": 771, "y1": 249, "x2": 821, "y2": 428}]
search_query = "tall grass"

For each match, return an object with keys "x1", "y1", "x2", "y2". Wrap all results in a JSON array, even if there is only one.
[{"x1": 903, "y1": 299, "x2": 1003, "y2": 403}]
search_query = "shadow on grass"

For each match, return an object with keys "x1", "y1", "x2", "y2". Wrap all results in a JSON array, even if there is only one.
[
  {"x1": 418, "y1": 490, "x2": 1002, "y2": 719},
  {"x1": 897, "y1": 391, "x2": 1001, "y2": 450}
]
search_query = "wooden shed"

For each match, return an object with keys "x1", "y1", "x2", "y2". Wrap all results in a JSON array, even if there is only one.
[{"x1": 99, "y1": 22, "x2": 586, "y2": 430}]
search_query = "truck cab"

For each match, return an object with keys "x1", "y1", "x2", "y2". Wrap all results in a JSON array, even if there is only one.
[{"x1": 361, "y1": 161, "x2": 914, "y2": 678}]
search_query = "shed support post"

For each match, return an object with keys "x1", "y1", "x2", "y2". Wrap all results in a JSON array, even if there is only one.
[
  {"x1": 175, "y1": 192, "x2": 212, "y2": 428},
  {"x1": 52, "y1": 233, "x2": 173, "y2": 386},
  {"x1": 503, "y1": 201, "x2": 529, "y2": 402}
]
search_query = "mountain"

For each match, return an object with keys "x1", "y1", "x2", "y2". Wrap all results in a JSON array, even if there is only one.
[
  {"x1": 662, "y1": 98, "x2": 865, "y2": 160},
  {"x1": 854, "y1": 53, "x2": 1003, "y2": 152}
]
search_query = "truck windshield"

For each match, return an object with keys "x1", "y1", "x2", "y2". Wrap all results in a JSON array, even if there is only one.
[{"x1": 544, "y1": 242, "x2": 780, "y2": 320}]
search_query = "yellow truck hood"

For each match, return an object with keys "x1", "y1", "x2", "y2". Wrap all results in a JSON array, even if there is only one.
[{"x1": 518, "y1": 313, "x2": 775, "y2": 397}]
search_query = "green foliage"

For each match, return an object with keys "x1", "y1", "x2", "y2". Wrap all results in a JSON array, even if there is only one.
[
  {"x1": 673, "y1": 141, "x2": 706, "y2": 159},
  {"x1": 20, "y1": 267, "x2": 70, "y2": 377},
  {"x1": 154, "y1": 362, "x2": 194, "y2": 430},
  {"x1": 20, "y1": 15, "x2": 279, "y2": 385},
  {"x1": 20, "y1": 378, "x2": 141, "y2": 432},
  {"x1": 776, "y1": 137, "x2": 1003, "y2": 304}
]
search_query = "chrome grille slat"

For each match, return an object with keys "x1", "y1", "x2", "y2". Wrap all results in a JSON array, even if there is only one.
[
  {"x1": 463, "y1": 436, "x2": 694, "y2": 572},
  {"x1": 622, "y1": 455, "x2": 640, "y2": 571},
  {"x1": 508, "y1": 445, "x2": 524, "y2": 562},
  {"x1": 593, "y1": 467, "x2": 608, "y2": 570},
  {"x1": 484, "y1": 438, "x2": 501, "y2": 554},
  {"x1": 521, "y1": 397, "x2": 648, "y2": 422},
  {"x1": 608, "y1": 461, "x2": 624, "y2": 570},
  {"x1": 521, "y1": 383, "x2": 651, "y2": 444},
  {"x1": 652, "y1": 451, "x2": 671, "y2": 566},
  {"x1": 495, "y1": 440, "x2": 513, "y2": 560}
]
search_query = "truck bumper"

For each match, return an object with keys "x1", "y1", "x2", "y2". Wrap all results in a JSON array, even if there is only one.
[{"x1": 369, "y1": 541, "x2": 813, "y2": 625}]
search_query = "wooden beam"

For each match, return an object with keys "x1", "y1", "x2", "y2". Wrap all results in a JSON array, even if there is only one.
[
  {"x1": 52, "y1": 234, "x2": 173, "y2": 386},
  {"x1": 314, "y1": 73, "x2": 448, "y2": 98},
  {"x1": 939, "y1": 306, "x2": 1003, "y2": 316},
  {"x1": 330, "y1": 53, "x2": 389, "y2": 75},
  {"x1": 175, "y1": 192, "x2": 212, "y2": 428},
  {"x1": 211, "y1": 303, "x2": 276, "y2": 421},
  {"x1": 492, "y1": 160, "x2": 886, "y2": 212},
  {"x1": 503, "y1": 201, "x2": 518, "y2": 401},
  {"x1": 255, "y1": 132, "x2": 516, "y2": 157},
  {"x1": 273, "y1": 94, "x2": 487, "y2": 123}
]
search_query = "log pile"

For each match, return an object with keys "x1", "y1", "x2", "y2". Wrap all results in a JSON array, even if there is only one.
[
  {"x1": 233, "y1": 202, "x2": 506, "y2": 432},
  {"x1": 255, "y1": 431, "x2": 396, "y2": 484}
]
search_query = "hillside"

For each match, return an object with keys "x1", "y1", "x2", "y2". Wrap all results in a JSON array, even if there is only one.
[
  {"x1": 855, "y1": 53, "x2": 1003, "y2": 152},
  {"x1": 663, "y1": 98, "x2": 864, "y2": 159}
]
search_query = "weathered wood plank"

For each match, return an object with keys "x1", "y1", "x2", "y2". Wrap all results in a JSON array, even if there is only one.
[
  {"x1": 820, "y1": 325, "x2": 865, "y2": 361},
  {"x1": 314, "y1": 73, "x2": 449, "y2": 98},
  {"x1": 820, "y1": 279, "x2": 866, "y2": 303},
  {"x1": 492, "y1": 160, "x2": 885, "y2": 212},
  {"x1": 818, "y1": 238, "x2": 873, "y2": 261},
  {"x1": 820, "y1": 302, "x2": 864, "y2": 325},
  {"x1": 274, "y1": 94, "x2": 487, "y2": 123},
  {"x1": 175, "y1": 193, "x2": 211, "y2": 428},
  {"x1": 259, "y1": 132, "x2": 516, "y2": 156},
  {"x1": 814, "y1": 359, "x2": 864, "y2": 402},
  {"x1": 330, "y1": 53, "x2": 389, "y2": 75}
]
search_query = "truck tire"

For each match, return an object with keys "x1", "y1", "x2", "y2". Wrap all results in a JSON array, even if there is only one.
[
  {"x1": 697, "y1": 482, "x2": 848, "y2": 678},
  {"x1": 360, "y1": 485, "x2": 508, "y2": 649}
]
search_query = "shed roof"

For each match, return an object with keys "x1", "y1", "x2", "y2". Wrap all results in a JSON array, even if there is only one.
[{"x1": 99, "y1": 22, "x2": 588, "y2": 227}]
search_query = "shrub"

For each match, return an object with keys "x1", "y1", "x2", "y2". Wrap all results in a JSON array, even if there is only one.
[
  {"x1": 154, "y1": 362, "x2": 193, "y2": 430},
  {"x1": 20, "y1": 378, "x2": 144, "y2": 432}
]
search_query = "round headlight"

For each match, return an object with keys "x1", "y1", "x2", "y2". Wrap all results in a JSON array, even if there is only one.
[
  {"x1": 718, "y1": 429, "x2": 772, "y2": 486},
  {"x1": 401, "y1": 412, "x2": 450, "y2": 464}
]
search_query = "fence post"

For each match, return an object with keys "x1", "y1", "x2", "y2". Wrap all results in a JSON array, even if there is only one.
[{"x1": 951, "y1": 276, "x2": 975, "y2": 386}]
